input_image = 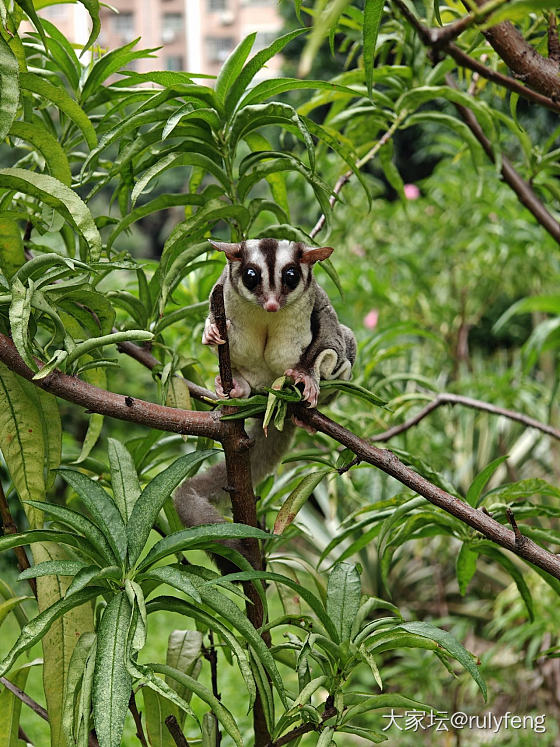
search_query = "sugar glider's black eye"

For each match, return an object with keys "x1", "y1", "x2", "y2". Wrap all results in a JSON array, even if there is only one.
[
  {"x1": 283, "y1": 266, "x2": 300, "y2": 290},
  {"x1": 242, "y1": 267, "x2": 260, "y2": 291}
]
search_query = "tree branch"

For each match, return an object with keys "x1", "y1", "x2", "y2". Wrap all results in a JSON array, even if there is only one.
[
  {"x1": 370, "y1": 392, "x2": 560, "y2": 442},
  {"x1": 391, "y1": 0, "x2": 560, "y2": 113},
  {"x1": 165, "y1": 715, "x2": 190, "y2": 747},
  {"x1": 129, "y1": 693, "x2": 148, "y2": 747},
  {"x1": 293, "y1": 404, "x2": 560, "y2": 579},
  {"x1": 443, "y1": 73, "x2": 560, "y2": 244},
  {"x1": 0, "y1": 334, "x2": 222, "y2": 440},
  {"x1": 0, "y1": 676, "x2": 49, "y2": 721},
  {"x1": 210, "y1": 285, "x2": 270, "y2": 747},
  {"x1": 116, "y1": 337, "x2": 217, "y2": 404}
]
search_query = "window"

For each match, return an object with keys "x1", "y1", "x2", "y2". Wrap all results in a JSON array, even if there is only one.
[
  {"x1": 206, "y1": 36, "x2": 235, "y2": 63},
  {"x1": 162, "y1": 13, "x2": 183, "y2": 43},
  {"x1": 166, "y1": 55, "x2": 184, "y2": 71},
  {"x1": 112, "y1": 12, "x2": 135, "y2": 42},
  {"x1": 208, "y1": 0, "x2": 227, "y2": 11}
]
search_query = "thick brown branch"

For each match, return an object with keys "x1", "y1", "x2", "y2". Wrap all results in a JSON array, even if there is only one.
[
  {"x1": 392, "y1": 0, "x2": 560, "y2": 113},
  {"x1": 0, "y1": 676, "x2": 49, "y2": 721},
  {"x1": 0, "y1": 481, "x2": 37, "y2": 598},
  {"x1": 293, "y1": 405, "x2": 560, "y2": 581},
  {"x1": 482, "y1": 19, "x2": 560, "y2": 101},
  {"x1": 446, "y1": 43, "x2": 560, "y2": 113},
  {"x1": 370, "y1": 392, "x2": 560, "y2": 442},
  {"x1": 0, "y1": 334, "x2": 222, "y2": 440}
]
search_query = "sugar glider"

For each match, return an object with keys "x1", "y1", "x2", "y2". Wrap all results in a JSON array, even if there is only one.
[{"x1": 174, "y1": 238, "x2": 356, "y2": 563}]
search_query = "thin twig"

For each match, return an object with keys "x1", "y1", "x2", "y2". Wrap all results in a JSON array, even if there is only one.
[
  {"x1": 204, "y1": 630, "x2": 221, "y2": 702},
  {"x1": 0, "y1": 482, "x2": 37, "y2": 598},
  {"x1": 129, "y1": 693, "x2": 149, "y2": 747},
  {"x1": 444, "y1": 73, "x2": 560, "y2": 244},
  {"x1": 310, "y1": 112, "x2": 408, "y2": 239},
  {"x1": 165, "y1": 716, "x2": 190, "y2": 747},
  {"x1": 0, "y1": 677, "x2": 48, "y2": 721},
  {"x1": 370, "y1": 392, "x2": 560, "y2": 442},
  {"x1": 116, "y1": 336, "x2": 216, "y2": 403}
]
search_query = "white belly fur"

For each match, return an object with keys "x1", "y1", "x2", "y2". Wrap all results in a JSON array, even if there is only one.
[{"x1": 224, "y1": 291, "x2": 313, "y2": 392}]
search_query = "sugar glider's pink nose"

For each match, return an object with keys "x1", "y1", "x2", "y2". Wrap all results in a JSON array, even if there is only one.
[
  {"x1": 263, "y1": 296, "x2": 280, "y2": 311},
  {"x1": 264, "y1": 298, "x2": 280, "y2": 312}
]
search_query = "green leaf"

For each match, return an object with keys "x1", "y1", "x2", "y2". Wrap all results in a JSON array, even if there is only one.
[
  {"x1": 138, "y1": 523, "x2": 270, "y2": 570},
  {"x1": 19, "y1": 71, "x2": 97, "y2": 149},
  {"x1": 0, "y1": 361, "x2": 48, "y2": 527},
  {"x1": 0, "y1": 596, "x2": 32, "y2": 628},
  {"x1": 108, "y1": 438, "x2": 142, "y2": 523},
  {"x1": 65, "y1": 565, "x2": 121, "y2": 598},
  {"x1": 8, "y1": 278, "x2": 35, "y2": 372},
  {"x1": 456, "y1": 544, "x2": 478, "y2": 596},
  {"x1": 57, "y1": 468, "x2": 128, "y2": 566},
  {"x1": 18, "y1": 560, "x2": 87, "y2": 581},
  {"x1": 0, "y1": 169, "x2": 102, "y2": 261},
  {"x1": 61, "y1": 632, "x2": 97, "y2": 747},
  {"x1": 225, "y1": 28, "x2": 307, "y2": 116},
  {"x1": 24, "y1": 499, "x2": 117, "y2": 564},
  {"x1": 215, "y1": 33, "x2": 256, "y2": 108},
  {"x1": 152, "y1": 664, "x2": 244, "y2": 747},
  {"x1": 0, "y1": 587, "x2": 99, "y2": 679},
  {"x1": 127, "y1": 450, "x2": 217, "y2": 566},
  {"x1": 493, "y1": 295, "x2": 560, "y2": 333},
  {"x1": 0, "y1": 218, "x2": 25, "y2": 280},
  {"x1": 93, "y1": 592, "x2": 133, "y2": 747},
  {"x1": 319, "y1": 379, "x2": 388, "y2": 407},
  {"x1": 274, "y1": 469, "x2": 331, "y2": 534},
  {"x1": 0, "y1": 34, "x2": 19, "y2": 142},
  {"x1": 131, "y1": 152, "x2": 228, "y2": 206},
  {"x1": 216, "y1": 570, "x2": 338, "y2": 641},
  {"x1": 326, "y1": 561, "x2": 362, "y2": 642},
  {"x1": 476, "y1": 543, "x2": 534, "y2": 621},
  {"x1": 340, "y1": 693, "x2": 432, "y2": 725},
  {"x1": 466, "y1": 455, "x2": 508, "y2": 507},
  {"x1": 143, "y1": 688, "x2": 179, "y2": 747},
  {"x1": 165, "y1": 629, "x2": 203, "y2": 705},
  {"x1": 137, "y1": 565, "x2": 201, "y2": 603},
  {"x1": 363, "y1": 0, "x2": 384, "y2": 98},
  {"x1": 397, "y1": 621, "x2": 486, "y2": 699},
  {"x1": 0, "y1": 663, "x2": 31, "y2": 746},
  {"x1": 10, "y1": 121, "x2": 72, "y2": 185},
  {"x1": 0, "y1": 529, "x2": 102, "y2": 562},
  {"x1": 80, "y1": 38, "x2": 157, "y2": 103}
]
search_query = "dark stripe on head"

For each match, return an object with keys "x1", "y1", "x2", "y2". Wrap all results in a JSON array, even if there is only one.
[{"x1": 259, "y1": 238, "x2": 278, "y2": 289}]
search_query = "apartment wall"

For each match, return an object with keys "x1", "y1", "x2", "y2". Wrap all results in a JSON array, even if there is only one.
[{"x1": 21, "y1": 1, "x2": 284, "y2": 79}]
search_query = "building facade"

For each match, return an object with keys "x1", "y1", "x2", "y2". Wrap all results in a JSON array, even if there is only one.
[{"x1": 33, "y1": 0, "x2": 283, "y2": 78}]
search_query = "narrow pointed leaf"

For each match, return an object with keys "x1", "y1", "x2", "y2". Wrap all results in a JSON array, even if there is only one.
[
  {"x1": 93, "y1": 592, "x2": 133, "y2": 747},
  {"x1": 0, "y1": 35, "x2": 19, "y2": 141},
  {"x1": 127, "y1": 450, "x2": 217, "y2": 566}
]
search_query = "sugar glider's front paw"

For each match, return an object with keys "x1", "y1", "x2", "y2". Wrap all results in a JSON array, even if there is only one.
[
  {"x1": 215, "y1": 374, "x2": 251, "y2": 399},
  {"x1": 284, "y1": 368, "x2": 319, "y2": 408},
  {"x1": 202, "y1": 319, "x2": 231, "y2": 346}
]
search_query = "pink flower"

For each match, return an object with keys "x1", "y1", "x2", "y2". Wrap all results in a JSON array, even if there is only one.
[
  {"x1": 364, "y1": 309, "x2": 379, "y2": 330},
  {"x1": 404, "y1": 183, "x2": 420, "y2": 200}
]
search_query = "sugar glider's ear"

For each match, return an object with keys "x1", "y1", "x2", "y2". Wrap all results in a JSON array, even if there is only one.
[
  {"x1": 208, "y1": 240, "x2": 242, "y2": 261},
  {"x1": 300, "y1": 245, "x2": 334, "y2": 264}
]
